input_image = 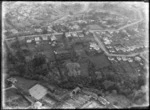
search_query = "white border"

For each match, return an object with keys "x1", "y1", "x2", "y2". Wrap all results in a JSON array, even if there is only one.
[{"x1": 2, "y1": 1, "x2": 149, "y2": 109}]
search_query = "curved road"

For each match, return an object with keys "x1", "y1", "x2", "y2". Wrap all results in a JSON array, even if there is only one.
[
  {"x1": 93, "y1": 33, "x2": 147, "y2": 57},
  {"x1": 5, "y1": 9, "x2": 146, "y2": 58},
  {"x1": 5, "y1": 17, "x2": 143, "y2": 41}
]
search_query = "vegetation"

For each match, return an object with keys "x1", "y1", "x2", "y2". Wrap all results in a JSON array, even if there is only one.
[{"x1": 4, "y1": 2, "x2": 147, "y2": 108}]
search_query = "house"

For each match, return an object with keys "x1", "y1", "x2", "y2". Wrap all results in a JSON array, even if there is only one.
[
  {"x1": 98, "y1": 97, "x2": 110, "y2": 105},
  {"x1": 90, "y1": 42, "x2": 100, "y2": 51},
  {"x1": 26, "y1": 39, "x2": 32, "y2": 43},
  {"x1": 71, "y1": 32, "x2": 78, "y2": 37},
  {"x1": 42, "y1": 36, "x2": 48, "y2": 41},
  {"x1": 29, "y1": 84, "x2": 48, "y2": 100},
  {"x1": 7, "y1": 77, "x2": 17, "y2": 84},
  {"x1": 26, "y1": 37, "x2": 34, "y2": 43},
  {"x1": 34, "y1": 101, "x2": 42, "y2": 109},
  {"x1": 81, "y1": 100, "x2": 104, "y2": 108},
  {"x1": 42, "y1": 94, "x2": 56, "y2": 105},
  {"x1": 78, "y1": 34, "x2": 84, "y2": 38},
  {"x1": 65, "y1": 33, "x2": 71, "y2": 38},
  {"x1": 51, "y1": 35, "x2": 57, "y2": 41},
  {"x1": 70, "y1": 87, "x2": 81, "y2": 98}
]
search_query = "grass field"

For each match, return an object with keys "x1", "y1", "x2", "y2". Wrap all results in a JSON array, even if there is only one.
[
  {"x1": 13, "y1": 76, "x2": 37, "y2": 93},
  {"x1": 105, "y1": 94, "x2": 131, "y2": 108},
  {"x1": 5, "y1": 88, "x2": 31, "y2": 108},
  {"x1": 89, "y1": 54, "x2": 110, "y2": 70}
]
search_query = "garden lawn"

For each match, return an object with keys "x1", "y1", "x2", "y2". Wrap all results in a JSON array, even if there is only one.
[{"x1": 13, "y1": 76, "x2": 37, "y2": 93}]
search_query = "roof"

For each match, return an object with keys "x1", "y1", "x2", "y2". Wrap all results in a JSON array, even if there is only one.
[
  {"x1": 81, "y1": 100, "x2": 104, "y2": 108},
  {"x1": 7, "y1": 77, "x2": 17, "y2": 83},
  {"x1": 29, "y1": 84, "x2": 48, "y2": 100}
]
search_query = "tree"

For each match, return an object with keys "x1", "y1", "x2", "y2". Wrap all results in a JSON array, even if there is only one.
[
  {"x1": 102, "y1": 80, "x2": 115, "y2": 91},
  {"x1": 112, "y1": 90, "x2": 117, "y2": 95},
  {"x1": 11, "y1": 41, "x2": 20, "y2": 50},
  {"x1": 69, "y1": 11, "x2": 73, "y2": 15},
  {"x1": 32, "y1": 54, "x2": 46, "y2": 68},
  {"x1": 15, "y1": 50, "x2": 25, "y2": 63}
]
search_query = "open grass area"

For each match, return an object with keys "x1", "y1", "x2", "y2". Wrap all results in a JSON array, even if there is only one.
[
  {"x1": 105, "y1": 94, "x2": 131, "y2": 108},
  {"x1": 13, "y1": 76, "x2": 37, "y2": 93},
  {"x1": 5, "y1": 88, "x2": 31, "y2": 108},
  {"x1": 89, "y1": 54, "x2": 110, "y2": 70}
]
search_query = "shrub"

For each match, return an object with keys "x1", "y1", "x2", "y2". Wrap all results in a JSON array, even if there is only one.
[{"x1": 112, "y1": 90, "x2": 117, "y2": 95}]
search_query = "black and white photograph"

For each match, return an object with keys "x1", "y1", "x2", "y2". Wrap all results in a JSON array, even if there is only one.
[{"x1": 2, "y1": 1, "x2": 149, "y2": 109}]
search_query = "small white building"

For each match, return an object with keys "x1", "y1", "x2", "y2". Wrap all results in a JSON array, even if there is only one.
[
  {"x1": 134, "y1": 56, "x2": 141, "y2": 61},
  {"x1": 127, "y1": 58, "x2": 133, "y2": 62},
  {"x1": 90, "y1": 42, "x2": 100, "y2": 51},
  {"x1": 72, "y1": 32, "x2": 78, "y2": 37},
  {"x1": 35, "y1": 37, "x2": 40, "y2": 41},
  {"x1": 34, "y1": 101, "x2": 42, "y2": 109},
  {"x1": 29, "y1": 84, "x2": 48, "y2": 100},
  {"x1": 42, "y1": 36, "x2": 48, "y2": 40},
  {"x1": 51, "y1": 35, "x2": 57, "y2": 41},
  {"x1": 65, "y1": 33, "x2": 71, "y2": 38},
  {"x1": 26, "y1": 39, "x2": 32, "y2": 43}
]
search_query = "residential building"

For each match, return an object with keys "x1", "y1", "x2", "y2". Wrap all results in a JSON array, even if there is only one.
[
  {"x1": 35, "y1": 37, "x2": 40, "y2": 42},
  {"x1": 81, "y1": 100, "x2": 104, "y2": 108},
  {"x1": 34, "y1": 101, "x2": 42, "y2": 109},
  {"x1": 26, "y1": 39, "x2": 32, "y2": 43},
  {"x1": 42, "y1": 36, "x2": 48, "y2": 41},
  {"x1": 7, "y1": 77, "x2": 17, "y2": 84}
]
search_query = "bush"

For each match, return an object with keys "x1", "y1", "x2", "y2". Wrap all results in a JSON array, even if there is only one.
[
  {"x1": 112, "y1": 90, "x2": 117, "y2": 95},
  {"x1": 105, "y1": 91, "x2": 110, "y2": 96},
  {"x1": 102, "y1": 80, "x2": 115, "y2": 90}
]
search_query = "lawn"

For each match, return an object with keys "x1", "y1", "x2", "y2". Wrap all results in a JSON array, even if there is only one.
[
  {"x1": 105, "y1": 94, "x2": 131, "y2": 108},
  {"x1": 13, "y1": 76, "x2": 37, "y2": 93},
  {"x1": 5, "y1": 88, "x2": 31, "y2": 108},
  {"x1": 89, "y1": 54, "x2": 110, "y2": 70}
]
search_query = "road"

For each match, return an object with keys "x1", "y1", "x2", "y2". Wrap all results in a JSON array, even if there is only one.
[
  {"x1": 4, "y1": 9, "x2": 146, "y2": 58},
  {"x1": 93, "y1": 33, "x2": 147, "y2": 57},
  {"x1": 116, "y1": 19, "x2": 143, "y2": 31},
  {"x1": 5, "y1": 18, "x2": 146, "y2": 58},
  {"x1": 5, "y1": 17, "x2": 143, "y2": 41},
  {"x1": 3, "y1": 84, "x2": 16, "y2": 91}
]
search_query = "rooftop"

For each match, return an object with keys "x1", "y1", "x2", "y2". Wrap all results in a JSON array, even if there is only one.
[{"x1": 29, "y1": 84, "x2": 48, "y2": 100}]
